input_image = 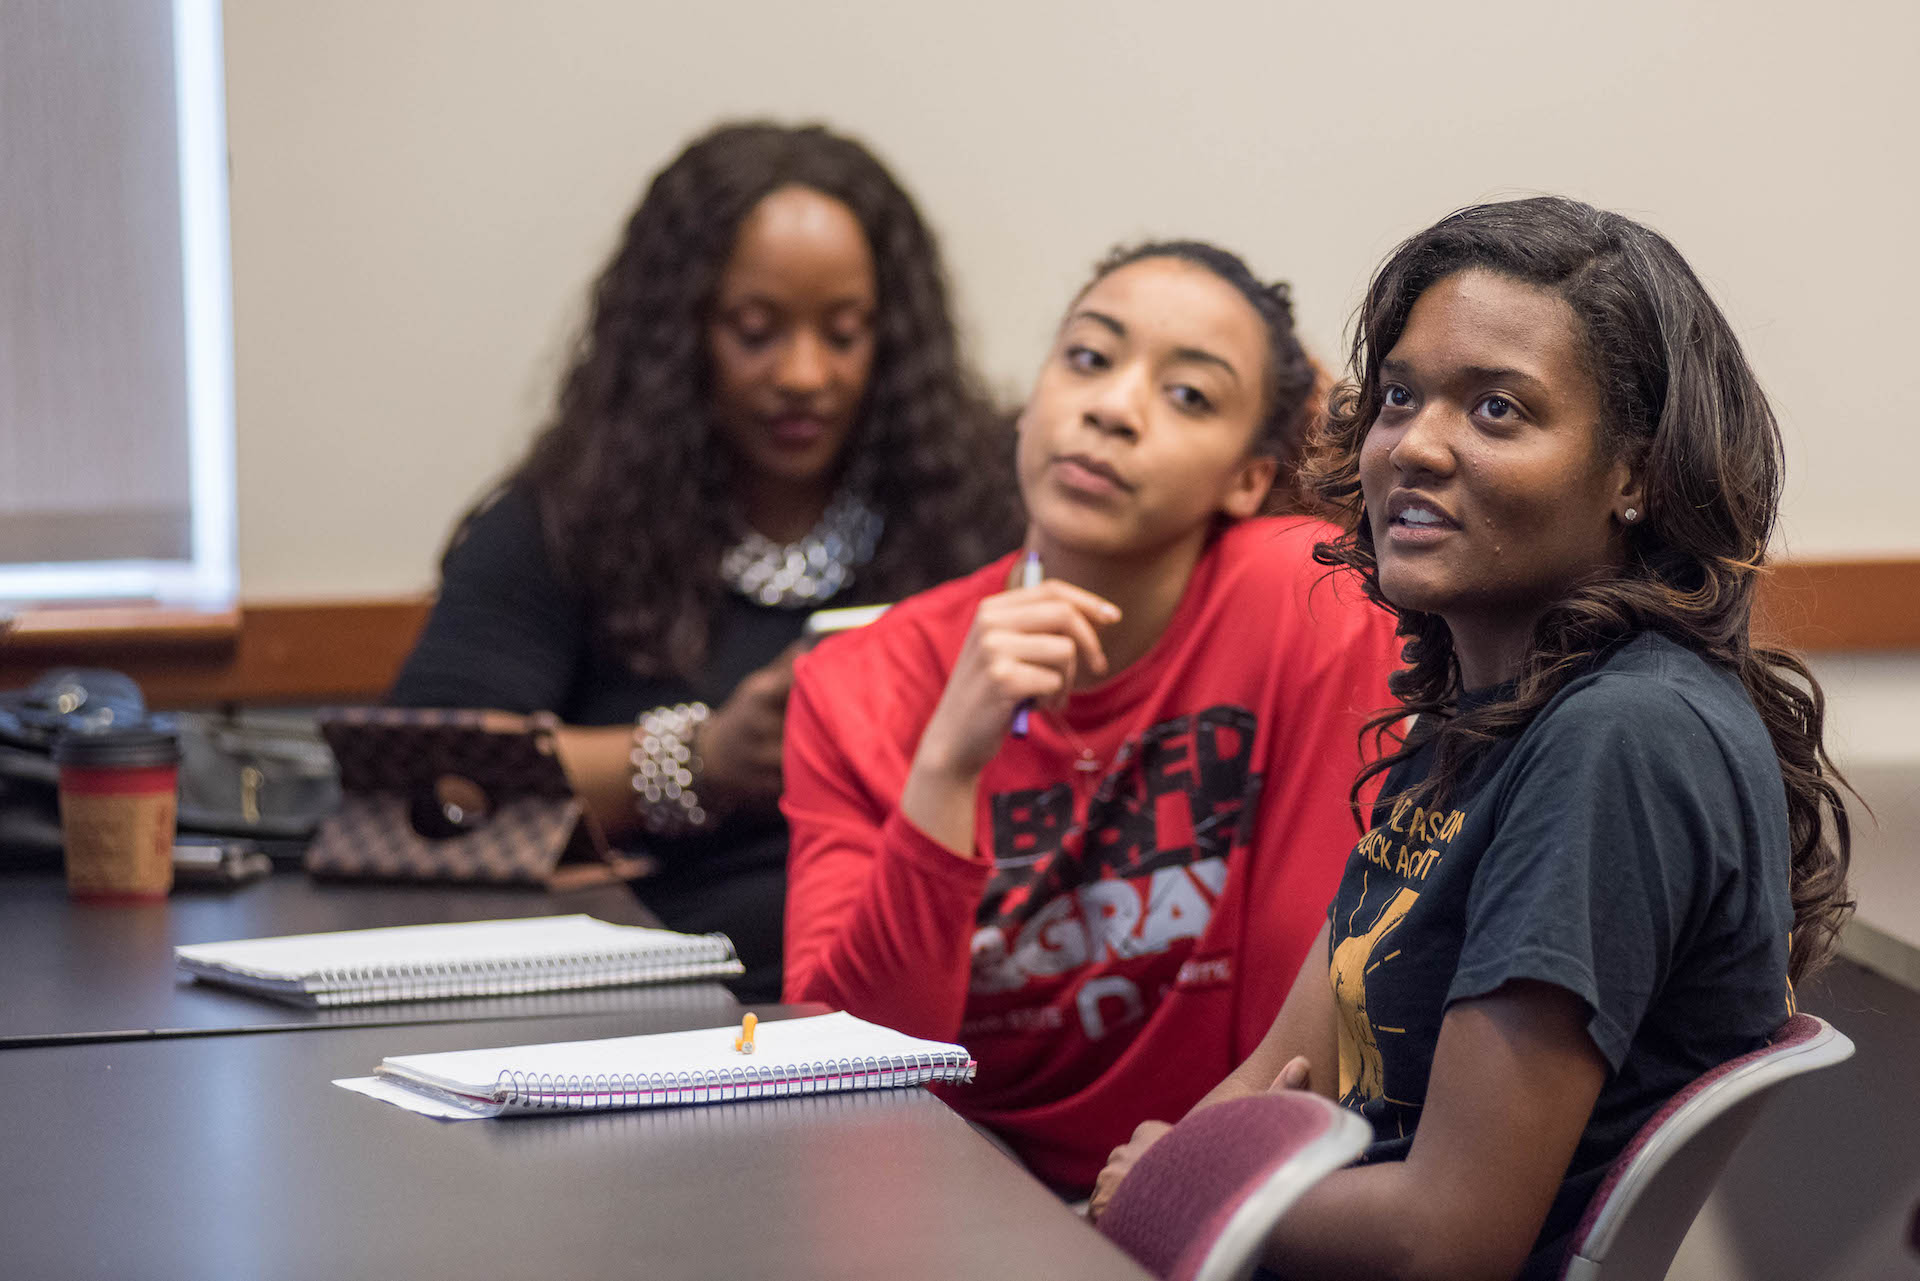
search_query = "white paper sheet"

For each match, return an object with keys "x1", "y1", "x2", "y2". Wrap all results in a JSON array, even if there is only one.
[{"x1": 334, "y1": 1074, "x2": 503, "y2": 1120}]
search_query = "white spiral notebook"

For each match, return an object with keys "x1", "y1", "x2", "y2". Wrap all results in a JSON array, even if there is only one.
[
  {"x1": 336, "y1": 1011, "x2": 977, "y2": 1119},
  {"x1": 174, "y1": 914, "x2": 743, "y2": 1007}
]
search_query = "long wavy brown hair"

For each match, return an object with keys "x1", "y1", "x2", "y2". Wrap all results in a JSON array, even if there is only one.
[
  {"x1": 1306, "y1": 197, "x2": 1852, "y2": 982},
  {"x1": 505, "y1": 122, "x2": 1019, "y2": 678}
]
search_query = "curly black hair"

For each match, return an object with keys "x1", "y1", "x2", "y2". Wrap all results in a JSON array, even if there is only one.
[
  {"x1": 1305, "y1": 196, "x2": 1852, "y2": 982},
  {"x1": 1078, "y1": 241, "x2": 1325, "y2": 515},
  {"x1": 507, "y1": 121, "x2": 1020, "y2": 678}
]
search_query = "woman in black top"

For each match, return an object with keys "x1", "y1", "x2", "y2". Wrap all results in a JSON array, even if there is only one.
[
  {"x1": 1093, "y1": 197, "x2": 1853, "y2": 1280},
  {"x1": 391, "y1": 122, "x2": 1019, "y2": 999}
]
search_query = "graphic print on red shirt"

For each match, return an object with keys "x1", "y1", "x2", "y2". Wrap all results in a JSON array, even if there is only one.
[
  {"x1": 781, "y1": 517, "x2": 1401, "y2": 1188},
  {"x1": 968, "y1": 704, "x2": 1261, "y2": 1053}
]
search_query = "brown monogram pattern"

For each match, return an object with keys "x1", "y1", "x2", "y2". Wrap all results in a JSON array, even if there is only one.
[{"x1": 305, "y1": 708, "x2": 638, "y2": 888}]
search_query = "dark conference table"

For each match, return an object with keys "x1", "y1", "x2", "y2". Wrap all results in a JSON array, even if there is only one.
[
  {"x1": 1, "y1": 869, "x2": 1149, "y2": 1279},
  {"x1": 0, "y1": 1009, "x2": 1151, "y2": 1281},
  {"x1": 0, "y1": 870, "x2": 738, "y2": 1046}
]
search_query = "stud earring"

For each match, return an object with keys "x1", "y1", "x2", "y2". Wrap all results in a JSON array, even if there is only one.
[{"x1": 1623, "y1": 508, "x2": 1639, "y2": 523}]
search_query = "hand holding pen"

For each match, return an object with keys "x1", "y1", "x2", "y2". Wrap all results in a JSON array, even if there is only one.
[
  {"x1": 898, "y1": 557, "x2": 1121, "y2": 856},
  {"x1": 905, "y1": 555, "x2": 1121, "y2": 787}
]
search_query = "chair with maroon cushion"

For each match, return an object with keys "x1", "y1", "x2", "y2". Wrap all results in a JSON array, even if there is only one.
[
  {"x1": 1560, "y1": 1012, "x2": 1855, "y2": 1281},
  {"x1": 1095, "y1": 1091, "x2": 1371, "y2": 1281}
]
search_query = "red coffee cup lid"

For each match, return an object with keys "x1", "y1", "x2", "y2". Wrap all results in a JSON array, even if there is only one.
[{"x1": 53, "y1": 721, "x2": 182, "y2": 769}]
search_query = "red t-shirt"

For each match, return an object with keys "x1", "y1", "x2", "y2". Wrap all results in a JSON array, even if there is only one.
[{"x1": 781, "y1": 517, "x2": 1400, "y2": 1188}]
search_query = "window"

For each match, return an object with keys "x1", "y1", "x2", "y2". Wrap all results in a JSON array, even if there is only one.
[{"x1": 0, "y1": 0, "x2": 234, "y2": 606}]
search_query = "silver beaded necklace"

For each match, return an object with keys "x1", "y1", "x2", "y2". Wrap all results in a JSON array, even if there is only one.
[{"x1": 718, "y1": 489, "x2": 883, "y2": 607}]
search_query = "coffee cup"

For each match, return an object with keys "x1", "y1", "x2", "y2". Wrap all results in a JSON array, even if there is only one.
[{"x1": 54, "y1": 722, "x2": 183, "y2": 900}]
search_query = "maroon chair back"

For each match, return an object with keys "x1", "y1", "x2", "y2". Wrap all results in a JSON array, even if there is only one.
[
  {"x1": 1560, "y1": 1012, "x2": 1854, "y2": 1280},
  {"x1": 1097, "y1": 1091, "x2": 1371, "y2": 1281}
]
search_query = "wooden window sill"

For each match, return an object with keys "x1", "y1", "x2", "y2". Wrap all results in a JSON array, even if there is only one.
[
  {"x1": 0, "y1": 599, "x2": 430, "y2": 708},
  {"x1": 3, "y1": 602, "x2": 242, "y2": 652}
]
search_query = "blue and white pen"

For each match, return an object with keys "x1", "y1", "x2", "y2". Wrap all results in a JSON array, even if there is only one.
[{"x1": 1009, "y1": 550, "x2": 1044, "y2": 739}]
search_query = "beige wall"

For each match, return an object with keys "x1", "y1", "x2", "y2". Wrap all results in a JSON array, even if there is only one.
[
  {"x1": 224, "y1": 0, "x2": 1920, "y2": 606},
  {"x1": 224, "y1": 0, "x2": 1920, "y2": 763}
]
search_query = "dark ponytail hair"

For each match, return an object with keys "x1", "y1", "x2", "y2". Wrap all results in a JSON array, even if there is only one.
[
  {"x1": 1079, "y1": 241, "x2": 1324, "y2": 514},
  {"x1": 1306, "y1": 196, "x2": 1852, "y2": 982}
]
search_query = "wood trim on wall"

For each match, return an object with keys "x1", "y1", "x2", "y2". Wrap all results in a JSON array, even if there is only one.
[
  {"x1": 1752, "y1": 559, "x2": 1920, "y2": 654},
  {"x1": 0, "y1": 557, "x2": 1912, "y2": 708}
]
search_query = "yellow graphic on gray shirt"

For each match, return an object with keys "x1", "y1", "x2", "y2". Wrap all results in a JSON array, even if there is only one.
[{"x1": 1333, "y1": 885, "x2": 1419, "y2": 1103}]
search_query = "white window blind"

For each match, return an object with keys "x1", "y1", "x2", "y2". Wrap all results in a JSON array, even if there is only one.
[{"x1": 0, "y1": 0, "x2": 234, "y2": 605}]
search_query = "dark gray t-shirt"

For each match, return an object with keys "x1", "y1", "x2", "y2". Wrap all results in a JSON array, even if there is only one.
[{"x1": 1326, "y1": 633, "x2": 1793, "y2": 1279}]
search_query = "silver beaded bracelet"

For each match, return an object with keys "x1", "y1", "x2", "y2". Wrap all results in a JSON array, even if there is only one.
[{"x1": 630, "y1": 702, "x2": 713, "y2": 835}]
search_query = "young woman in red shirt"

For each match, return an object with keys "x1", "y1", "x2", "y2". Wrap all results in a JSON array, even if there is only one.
[{"x1": 781, "y1": 242, "x2": 1401, "y2": 1189}]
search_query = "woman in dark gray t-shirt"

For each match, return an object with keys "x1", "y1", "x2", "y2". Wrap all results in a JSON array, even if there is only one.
[{"x1": 1092, "y1": 197, "x2": 1853, "y2": 1281}]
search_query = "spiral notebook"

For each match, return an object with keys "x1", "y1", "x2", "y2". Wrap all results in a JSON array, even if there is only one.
[
  {"x1": 174, "y1": 915, "x2": 743, "y2": 1007},
  {"x1": 336, "y1": 1011, "x2": 977, "y2": 1119}
]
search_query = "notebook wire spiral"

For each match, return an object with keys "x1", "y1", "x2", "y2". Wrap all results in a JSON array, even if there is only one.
[{"x1": 492, "y1": 1049, "x2": 974, "y2": 1111}]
